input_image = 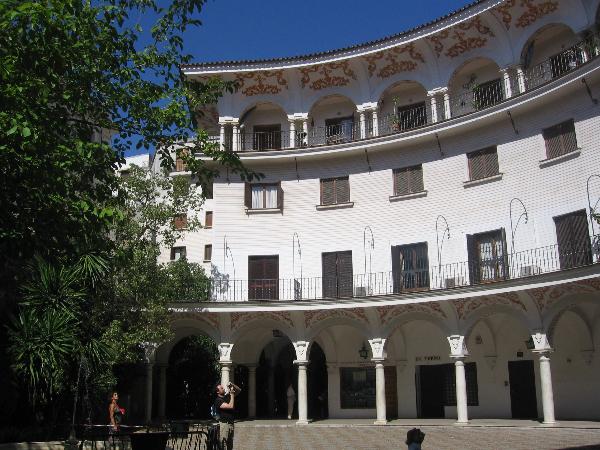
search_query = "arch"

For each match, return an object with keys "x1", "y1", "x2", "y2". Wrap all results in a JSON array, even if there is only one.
[
  {"x1": 466, "y1": 318, "x2": 498, "y2": 357},
  {"x1": 542, "y1": 291, "x2": 600, "y2": 335},
  {"x1": 462, "y1": 304, "x2": 535, "y2": 341},
  {"x1": 313, "y1": 328, "x2": 338, "y2": 363},
  {"x1": 372, "y1": 78, "x2": 431, "y2": 105},
  {"x1": 306, "y1": 93, "x2": 358, "y2": 117},
  {"x1": 516, "y1": 22, "x2": 578, "y2": 68},
  {"x1": 447, "y1": 56, "x2": 502, "y2": 91},
  {"x1": 230, "y1": 316, "x2": 296, "y2": 346},
  {"x1": 382, "y1": 311, "x2": 452, "y2": 340},
  {"x1": 548, "y1": 307, "x2": 595, "y2": 352},
  {"x1": 157, "y1": 318, "x2": 219, "y2": 364},
  {"x1": 238, "y1": 100, "x2": 289, "y2": 122},
  {"x1": 306, "y1": 315, "x2": 371, "y2": 342},
  {"x1": 440, "y1": 52, "x2": 505, "y2": 89}
]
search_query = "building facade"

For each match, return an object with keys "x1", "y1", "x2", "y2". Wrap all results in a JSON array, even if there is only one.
[{"x1": 145, "y1": 0, "x2": 600, "y2": 424}]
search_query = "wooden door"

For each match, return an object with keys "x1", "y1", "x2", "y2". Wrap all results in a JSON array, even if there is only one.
[
  {"x1": 322, "y1": 251, "x2": 353, "y2": 298},
  {"x1": 554, "y1": 210, "x2": 592, "y2": 269},
  {"x1": 248, "y1": 255, "x2": 279, "y2": 300},
  {"x1": 508, "y1": 360, "x2": 537, "y2": 419},
  {"x1": 384, "y1": 366, "x2": 398, "y2": 419}
]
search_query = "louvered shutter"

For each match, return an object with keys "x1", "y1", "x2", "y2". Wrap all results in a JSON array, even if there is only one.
[
  {"x1": 322, "y1": 252, "x2": 338, "y2": 298},
  {"x1": 543, "y1": 124, "x2": 563, "y2": 159},
  {"x1": 394, "y1": 169, "x2": 408, "y2": 195},
  {"x1": 337, "y1": 251, "x2": 354, "y2": 298},
  {"x1": 466, "y1": 234, "x2": 479, "y2": 285},
  {"x1": 244, "y1": 183, "x2": 251, "y2": 208},
  {"x1": 555, "y1": 210, "x2": 591, "y2": 268},
  {"x1": 336, "y1": 177, "x2": 350, "y2": 204},
  {"x1": 559, "y1": 120, "x2": 577, "y2": 155},
  {"x1": 391, "y1": 246, "x2": 401, "y2": 293},
  {"x1": 485, "y1": 147, "x2": 499, "y2": 178},
  {"x1": 468, "y1": 151, "x2": 484, "y2": 181},
  {"x1": 277, "y1": 183, "x2": 284, "y2": 210},
  {"x1": 205, "y1": 211, "x2": 213, "y2": 228},
  {"x1": 321, "y1": 179, "x2": 334, "y2": 205},
  {"x1": 410, "y1": 165, "x2": 424, "y2": 193}
]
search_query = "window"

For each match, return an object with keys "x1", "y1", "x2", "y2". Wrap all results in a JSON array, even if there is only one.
[
  {"x1": 467, "y1": 147, "x2": 499, "y2": 181},
  {"x1": 396, "y1": 102, "x2": 427, "y2": 131},
  {"x1": 473, "y1": 78, "x2": 503, "y2": 109},
  {"x1": 393, "y1": 165, "x2": 424, "y2": 196},
  {"x1": 175, "y1": 149, "x2": 189, "y2": 171},
  {"x1": 340, "y1": 368, "x2": 375, "y2": 409},
  {"x1": 554, "y1": 210, "x2": 592, "y2": 269},
  {"x1": 322, "y1": 251, "x2": 353, "y2": 298},
  {"x1": 467, "y1": 229, "x2": 508, "y2": 284},
  {"x1": 170, "y1": 246, "x2": 186, "y2": 261},
  {"x1": 204, "y1": 244, "x2": 212, "y2": 262},
  {"x1": 173, "y1": 213, "x2": 187, "y2": 230},
  {"x1": 205, "y1": 211, "x2": 213, "y2": 228},
  {"x1": 543, "y1": 119, "x2": 578, "y2": 159},
  {"x1": 244, "y1": 183, "x2": 283, "y2": 210},
  {"x1": 320, "y1": 177, "x2": 350, "y2": 206},
  {"x1": 119, "y1": 169, "x2": 130, "y2": 178},
  {"x1": 253, "y1": 124, "x2": 281, "y2": 151},
  {"x1": 325, "y1": 116, "x2": 354, "y2": 144},
  {"x1": 248, "y1": 255, "x2": 279, "y2": 300},
  {"x1": 391, "y1": 243, "x2": 429, "y2": 293}
]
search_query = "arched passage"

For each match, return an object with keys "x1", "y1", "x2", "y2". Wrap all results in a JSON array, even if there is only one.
[
  {"x1": 165, "y1": 334, "x2": 219, "y2": 420},
  {"x1": 377, "y1": 80, "x2": 430, "y2": 134},
  {"x1": 308, "y1": 342, "x2": 328, "y2": 420},
  {"x1": 448, "y1": 57, "x2": 503, "y2": 117},
  {"x1": 239, "y1": 101, "x2": 289, "y2": 151},
  {"x1": 308, "y1": 94, "x2": 358, "y2": 146}
]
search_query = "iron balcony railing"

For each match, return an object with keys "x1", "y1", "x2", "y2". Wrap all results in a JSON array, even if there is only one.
[
  {"x1": 177, "y1": 237, "x2": 600, "y2": 303},
  {"x1": 211, "y1": 31, "x2": 600, "y2": 153}
]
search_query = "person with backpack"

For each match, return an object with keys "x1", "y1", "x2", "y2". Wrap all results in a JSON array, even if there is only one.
[{"x1": 213, "y1": 382, "x2": 241, "y2": 450}]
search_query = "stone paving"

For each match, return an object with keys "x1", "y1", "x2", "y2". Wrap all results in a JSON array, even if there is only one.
[{"x1": 233, "y1": 420, "x2": 600, "y2": 450}]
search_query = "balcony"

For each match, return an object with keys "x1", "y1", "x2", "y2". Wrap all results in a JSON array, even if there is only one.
[
  {"x1": 210, "y1": 32, "x2": 599, "y2": 154},
  {"x1": 172, "y1": 236, "x2": 600, "y2": 303}
]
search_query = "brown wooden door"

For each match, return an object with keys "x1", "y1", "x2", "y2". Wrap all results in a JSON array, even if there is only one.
[
  {"x1": 467, "y1": 229, "x2": 508, "y2": 284},
  {"x1": 554, "y1": 210, "x2": 592, "y2": 269},
  {"x1": 322, "y1": 251, "x2": 353, "y2": 298},
  {"x1": 384, "y1": 366, "x2": 398, "y2": 419},
  {"x1": 392, "y1": 243, "x2": 430, "y2": 293},
  {"x1": 248, "y1": 255, "x2": 279, "y2": 300}
]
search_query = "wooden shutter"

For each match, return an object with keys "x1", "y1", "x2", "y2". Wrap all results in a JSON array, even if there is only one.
[
  {"x1": 337, "y1": 250, "x2": 353, "y2": 298},
  {"x1": 468, "y1": 151, "x2": 485, "y2": 181},
  {"x1": 466, "y1": 234, "x2": 479, "y2": 285},
  {"x1": 560, "y1": 120, "x2": 577, "y2": 154},
  {"x1": 322, "y1": 252, "x2": 338, "y2": 298},
  {"x1": 204, "y1": 244, "x2": 212, "y2": 261},
  {"x1": 485, "y1": 147, "x2": 499, "y2": 177},
  {"x1": 248, "y1": 255, "x2": 279, "y2": 300},
  {"x1": 336, "y1": 177, "x2": 350, "y2": 204},
  {"x1": 468, "y1": 147, "x2": 498, "y2": 180},
  {"x1": 321, "y1": 178, "x2": 335, "y2": 205},
  {"x1": 244, "y1": 183, "x2": 251, "y2": 208},
  {"x1": 393, "y1": 168, "x2": 408, "y2": 195},
  {"x1": 543, "y1": 120, "x2": 577, "y2": 159},
  {"x1": 205, "y1": 211, "x2": 213, "y2": 228},
  {"x1": 409, "y1": 165, "x2": 424, "y2": 193},
  {"x1": 173, "y1": 214, "x2": 187, "y2": 230},
  {"x1": 555, "y1": 210, "x2": 591, "y2": 269},
  {"x1": 391, "y1": 246, "x2": 401, "y2": 293},
  {"x1": 277, "y1": 183, "x2": 284, "y2": 210}
]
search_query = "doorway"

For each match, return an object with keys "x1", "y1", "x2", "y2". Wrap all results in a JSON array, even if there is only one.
[
  {"x1": 308, "y1": 343, "x2": 328, "y2": 420},
  {"x1": 416, "y1": 365, "x2": 445, "y2": 418},
  {"x1": 508, "y1": 360, "x2": 538, "y2": 419}
]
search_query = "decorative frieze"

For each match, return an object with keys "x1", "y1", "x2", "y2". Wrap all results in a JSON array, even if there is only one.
[
  {"x1": 230, "y1": 311, "x2": 294, "y2": 332},
  {"x1": 363, "y1": 44, "x2": 425, "y2": 78},
  {"x1": 298, "y1": 61, "x2": 356, "y2": 90},
  {"x1": 452, "y1": 292, "x2": 526, "y2": 320},
  {"x1": 377, "y1": 302, "x2": 447, "y2": 325},
  {"x1": 304, "y1": 307, "x2": 367, "y2": 328},
  {"x1": 494, "y1": 0, "x2": 559, "y2": 30},
  {"x1": 235, "y1": 70, "x2": 288, "y2": 96},
  {"x1": 427, "y1": 17, "x2": 495, "y2": 58}
]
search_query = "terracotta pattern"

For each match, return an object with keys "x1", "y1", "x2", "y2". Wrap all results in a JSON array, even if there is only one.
[
  {"x1": 235, "y1": 70, "x2": 288, "y2": 96},
  {"x1": 298, "y1": 61, "x2": 357, "y2": 90},
  {"x1": 363, "y1": 44, "x2": 425, "y2": 78},
  {"x1": 427, "y1": 17, "x2": 495, "y2": 58},
  {"x1": 493, "y1": 0, "x2": 559, "y2": 30}
]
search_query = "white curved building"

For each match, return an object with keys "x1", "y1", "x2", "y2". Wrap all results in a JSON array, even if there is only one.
[{"x1": 148, "y1": 0, "x2": 600, "y2": 425}]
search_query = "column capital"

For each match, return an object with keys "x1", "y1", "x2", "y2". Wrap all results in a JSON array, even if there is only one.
[
  {"x1": 141, "y1": 342, "x2": 158, "y2": 363},
  {"x1": 293, "y1": 340, "x2": 310, "y2": 364},
  {"x1": 530, "y1": 332, "x2": 553, "y2": 354},
  {"x1": 218, "y1": 342, "x2": 234, "y2": 363},
  {"x1": 357, "y1": 101, "x2": 378, "y2": 112},
  {"x1": 368, "y1": 338, "x2": 387, "y2": 360},
  {"x1": 288, "y1": 112, "x2": 309, "y2": 121},
  {"x1": 448, "y1": 335, "x2": 469, "y2": 358},
  {"x1": 428, "y1": 87, "x2": 448, "y2": 96},
  {"x1": 218, "y1": 116, "x2": 239, "y2": 125}
]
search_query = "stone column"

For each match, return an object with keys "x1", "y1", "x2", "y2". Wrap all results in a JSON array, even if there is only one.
[
  {"x1": 302, "y1": 119, "x2": 308, "y2": 146},
  {"x1": 296, "y1": 362, "x2": 309, "y2": 424},
  {"x1": 144, "y1": 363, "x2": 154, "y2": 423},
  {"x1": 369, "y1": 338, "x2": 387, "y2": 425},
  {"x1": 448, "y1": 335, "x2": 469, "y2": 423},
  {"x1": 288, "y1": 118, "x2": 296, "y2": 148},
  {"x1": 293, "y1": 340, "x2": 310, "y2": 425},
  {"x1": 248, "y1": 365, "x2": 257, "y2": 418},
  {"x1": 218, "y1": 342, "x2": 234, "y2": 386},
  {"x1": 442, "y1": 89, "x2": 452, "y2": 120},
  {"x1": 220, "y1": 362, "x2": 231, "y2": 387},
  {"x1": 515, "y1": 65, "x2": 526, "y2": 94},
  {"x1": 501, "y1": 67, "x2": 513, "y2": 99},
  {"x1": 359, "y1": 110, "x2": 367, "y2": 139},
  {"x1": 372, "y1": 108, "x2": 379, "y2": 136},
  {"x1": 157, "y1": 364, "x2": 167, "y2": 419},
  {"x1": 219, "y1": 122, "x2": 226, "y2": 151},
  {"x1": 428, "y1": 91, "x2": 439, "y2": 123},
  {"x1": 531, "y1": 332, "x2": 556, "y2": 424},
  {"x1": 232, "y1": 121, "x2": 239, "y2": 153}
]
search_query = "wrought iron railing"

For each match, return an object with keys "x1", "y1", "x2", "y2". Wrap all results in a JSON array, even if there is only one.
[
  {"x1": 176, "y1": 237, "x2": 599, "y2": 303},
  {"x1": 76, "y1": 423, "x2": 220, "y2": 450},
  {"x1": 211, "y1": 31, "x2": 600, "y2": 153}
]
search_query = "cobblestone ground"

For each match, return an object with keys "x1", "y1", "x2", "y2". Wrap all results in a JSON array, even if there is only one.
[{"x1": 233, "y1": 425, "x2": 600, "y2": 450}]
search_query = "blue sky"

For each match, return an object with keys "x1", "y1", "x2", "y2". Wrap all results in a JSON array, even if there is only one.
[{"x1": 185, "y1": 0, "x2": 475, "y2": 63}]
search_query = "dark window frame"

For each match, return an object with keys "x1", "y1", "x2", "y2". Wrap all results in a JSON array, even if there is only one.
[
  {"x1": 320, "y1": 176, "x2": 350, "y2": 206},
  {"x1": 542, "y1": 119, "x2": 578, "y2": 159},
  {"x1": 252, "y1": 124, "x2": 282, "y2": 151},
  {"x1": 393, "y1": 165, "x2": 424, "y2": 196},
  {"x1": 204, "y1": 244, "x2": 212, "y2": 262},
  {"x1": 205, "y1": 211, "x2": 213, "y2": 228},
  {"x1": 173, "y1": 213, "x2": 187, "y2": 230},
  {"x1": 248, "y1": 254, "x2": 279, "y2": 300},
  {"x1": 391, "y1": 242, "x2": 430, "y2": 293},
  {"x1": 170, "y1": 246, "x2": 186, "y2": 261},
  {"x1": 467, "y1": 146, "x2": 500, "y2": 181},
  {"x1": 395, "y1": 101, "x2": 427, "y2": 131},
  {"x1": 244, "y1": 182, "x2": 284, "y2": 210},
  {"x1": 340, "y1": 367, "x2": 376, "y2": 409}
]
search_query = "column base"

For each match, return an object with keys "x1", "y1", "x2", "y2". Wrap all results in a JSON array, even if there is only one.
[
  {"x1": 373, "y1": 419, "x2": 387, "y2": 425},
  {"x1": 295, "y1": 419, "x2": 309, "y2": 425},
  {"x1": 453, "y1": 420, "x2": 469, "y2": 426},
  {"x1": 541, "y1": 420, "x2": 557, "y2": 426}
]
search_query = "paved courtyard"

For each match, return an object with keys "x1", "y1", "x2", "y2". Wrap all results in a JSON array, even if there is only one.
[{"x1": 233, "y1": 420, "x2": 600, "y2": 450}]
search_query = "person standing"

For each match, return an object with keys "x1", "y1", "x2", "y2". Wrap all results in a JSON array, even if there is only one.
[
  {"x1": 286, "y1": 384, "x2": 296, "y2": 419},
  {"x1": 108, "y1": 392, "x2": 125, "y2": 432},
  {"x1": 214, "y1": 382, "x2": 241, "y2": 450}
]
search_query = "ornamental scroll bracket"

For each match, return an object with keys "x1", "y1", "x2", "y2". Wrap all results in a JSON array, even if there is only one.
[
  {"x1": 218, "y1": 343, "x2": 234, "y2": 362},
  {"x1": 530, "y1": 332, "x2": 553, "y2": 354}
]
